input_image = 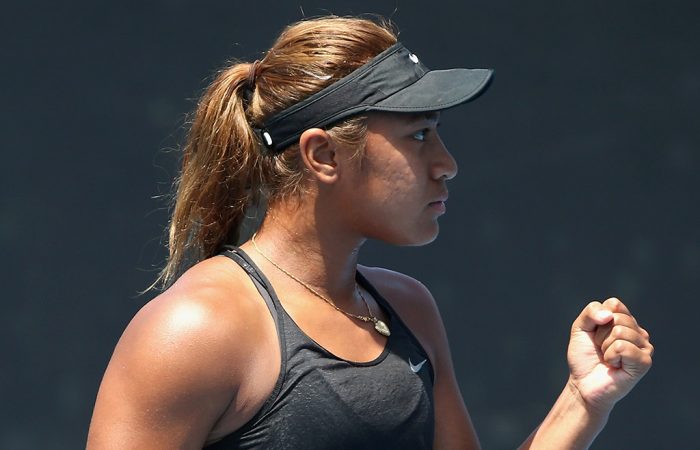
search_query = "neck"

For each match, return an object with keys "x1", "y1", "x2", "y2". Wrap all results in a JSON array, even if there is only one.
[{"x1": 241, "y1": 198, "x2": 365, "y2": 309}]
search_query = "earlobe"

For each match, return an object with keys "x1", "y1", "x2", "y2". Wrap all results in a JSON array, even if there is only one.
[{"x1": 299, "y1": 128, "x2": 339, "y2": 184}]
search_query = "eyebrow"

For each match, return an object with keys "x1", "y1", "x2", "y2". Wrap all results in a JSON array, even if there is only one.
[{"x1": 405, "y1": 111, "x2": 441, "y2": 125}]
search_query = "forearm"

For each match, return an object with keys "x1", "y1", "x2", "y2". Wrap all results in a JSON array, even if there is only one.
[{"x1": 518, "y1": 378, "x2": 611, "y2": 450}]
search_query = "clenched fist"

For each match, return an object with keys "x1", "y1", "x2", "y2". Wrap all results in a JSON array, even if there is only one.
[{"x1": 567, "y1": 297, "x2": 654, "y2": 413}]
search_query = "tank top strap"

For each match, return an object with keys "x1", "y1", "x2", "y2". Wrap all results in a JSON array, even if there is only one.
[
  {"x1": 220, "y1": 245, "x2": 282, "y2": 319},
  {"x1": 356, "y1": 269, "x2": 434, "y2": 382},
  {"x1": 355, "y1": 270, "x2": 397, "y2": 318},
  {"x1": 218, "y1": 245, "x2": 288, "y2": 425}
]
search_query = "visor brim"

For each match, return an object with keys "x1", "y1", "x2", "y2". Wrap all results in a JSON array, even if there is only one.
[{"x1": 371, "y1": 68, "x2": 493, "y2": 113}]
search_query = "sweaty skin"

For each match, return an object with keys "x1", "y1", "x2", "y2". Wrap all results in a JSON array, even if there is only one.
[{"x1": 87, "y1": 113, "x2": 653, "y2": 449}]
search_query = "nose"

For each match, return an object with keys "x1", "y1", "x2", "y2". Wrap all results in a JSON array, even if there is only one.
[{"x1": 431, "y1": 134, "x2": 458, "y2": 181}]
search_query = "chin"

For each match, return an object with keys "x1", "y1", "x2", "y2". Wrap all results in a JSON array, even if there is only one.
[
  {"x1": 376, "y1": 224, "x2": 440, "y2": 247},
  {"x1": 404, "y1": 232, "x2": 439, "y2": 247}
]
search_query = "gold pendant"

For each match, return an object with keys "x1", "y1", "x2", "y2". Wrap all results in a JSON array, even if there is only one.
[{"x1": 374, "y1": 319, "x2": 391, "y2": 337}]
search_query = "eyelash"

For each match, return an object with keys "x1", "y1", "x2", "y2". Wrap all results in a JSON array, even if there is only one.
[
  {"x1": 413, "y1": 129, "x2": 428, "y2": 142},
  {"x1": 412, "y1": 124, "x2": 440, "y2": 142}
]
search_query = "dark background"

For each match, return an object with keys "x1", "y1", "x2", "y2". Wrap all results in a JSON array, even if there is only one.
[{"x1": 2, "y1": 1, "x2": 698, "y2": 449}]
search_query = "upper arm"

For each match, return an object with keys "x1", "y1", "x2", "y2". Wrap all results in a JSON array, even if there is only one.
[
  {"x1": 360, "y1": 267, "x2": 481, "y2": 450},
  {"x1": 87, "y1": 262, "x2": 272, "y2": 449},
  {"x1": 87, "y1": 295, "x2": 238, "y2": 449}
]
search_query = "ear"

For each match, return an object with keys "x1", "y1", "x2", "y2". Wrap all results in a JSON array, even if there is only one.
[{"x1": 298, "y1": 128, "x2": 339, "y2": 184}]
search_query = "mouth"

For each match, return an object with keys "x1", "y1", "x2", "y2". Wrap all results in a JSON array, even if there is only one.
[
  {"x1": 428, "y1": 197, "x2": 448, "y2": 214},
  {"x1": 429, "y1": 192, "x2": 449, "y2": 205}
]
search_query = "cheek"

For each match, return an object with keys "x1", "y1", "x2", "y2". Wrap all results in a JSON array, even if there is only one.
[
  {"x1": 363, "y1": 151, "x2": 420, "y2": 204},
  {"x1": 360, "y1": 159, "x2": 425, "y2": 233},
  {"x1": 362, "y1": 129, "x2": 420, "y2": 188},
  {"x1": 350, "y1": 165, "x2": 440, "y2": 245}
]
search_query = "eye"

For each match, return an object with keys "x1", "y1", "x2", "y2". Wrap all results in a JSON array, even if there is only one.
[{"x1": 412, "y1": 129, "x2": 428, "y2": 142}]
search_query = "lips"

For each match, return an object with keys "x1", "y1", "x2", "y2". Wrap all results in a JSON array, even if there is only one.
[
  {"x1": 428, "y1": 193, "x2": 448, "y2": 214},
  {"x1": 429, "y1": 192, "x2": 449, "y2": 205}
]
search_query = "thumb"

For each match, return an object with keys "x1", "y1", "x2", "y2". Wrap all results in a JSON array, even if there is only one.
[{"x1": 572, "y1": 301, "x2": 614, "y2": 333}]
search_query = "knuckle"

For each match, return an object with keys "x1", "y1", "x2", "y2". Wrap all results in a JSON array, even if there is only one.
[
  {"x1": 613, "y1": 312, "x2": 635, "y2": 326},
  {"x1": 605, "y1": 297, "x2": 621, "y2": 306},
  {"x1": 586, "y1": 301, "x2": 602, "y2": 311}
]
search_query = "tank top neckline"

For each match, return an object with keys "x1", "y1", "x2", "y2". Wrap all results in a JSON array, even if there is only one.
[{"x1": 230, "y1": 246, "x2": 394, "y2": 367}]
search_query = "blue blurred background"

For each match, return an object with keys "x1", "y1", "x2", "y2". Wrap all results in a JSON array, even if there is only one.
[{"x1": 2, "y1": 1, "x2": 698, "y2": 448}]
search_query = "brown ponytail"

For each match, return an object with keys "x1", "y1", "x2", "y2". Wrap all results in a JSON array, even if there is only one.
[{"x1": 156, "y1": 16, "x2": 397, "y2": 288}]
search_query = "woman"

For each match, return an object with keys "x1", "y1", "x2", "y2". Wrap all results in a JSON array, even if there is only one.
[{"x1": 87, "y1": 16, "x2": 653, "y2": 449}]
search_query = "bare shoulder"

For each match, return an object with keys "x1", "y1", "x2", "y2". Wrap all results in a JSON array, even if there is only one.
[
  {"x1": 358, "y1": 265, "x2": 445, "y2": 364},
  {"x1": 117, "y1": 255, "x2": 270, "y2": 381},
  {"x1": 358, "y1": 265, "x2": 437, "y2": 311},
  {"x1": 88, "y1": 255, "x2": 279, "y2": 448}
]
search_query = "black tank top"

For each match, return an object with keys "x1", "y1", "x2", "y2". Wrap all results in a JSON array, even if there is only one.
[{"x1": 206, "y1": 247, "x2": 435, "y2": 450}]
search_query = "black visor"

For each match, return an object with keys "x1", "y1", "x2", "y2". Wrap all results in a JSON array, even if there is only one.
[{"x1": 255, "y1": 42, "x2": 493, "y2": 153}]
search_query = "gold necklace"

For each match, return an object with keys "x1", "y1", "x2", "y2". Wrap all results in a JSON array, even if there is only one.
[{"x1": 251, "y1": 233, "x2": 391, "y2": 337}]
